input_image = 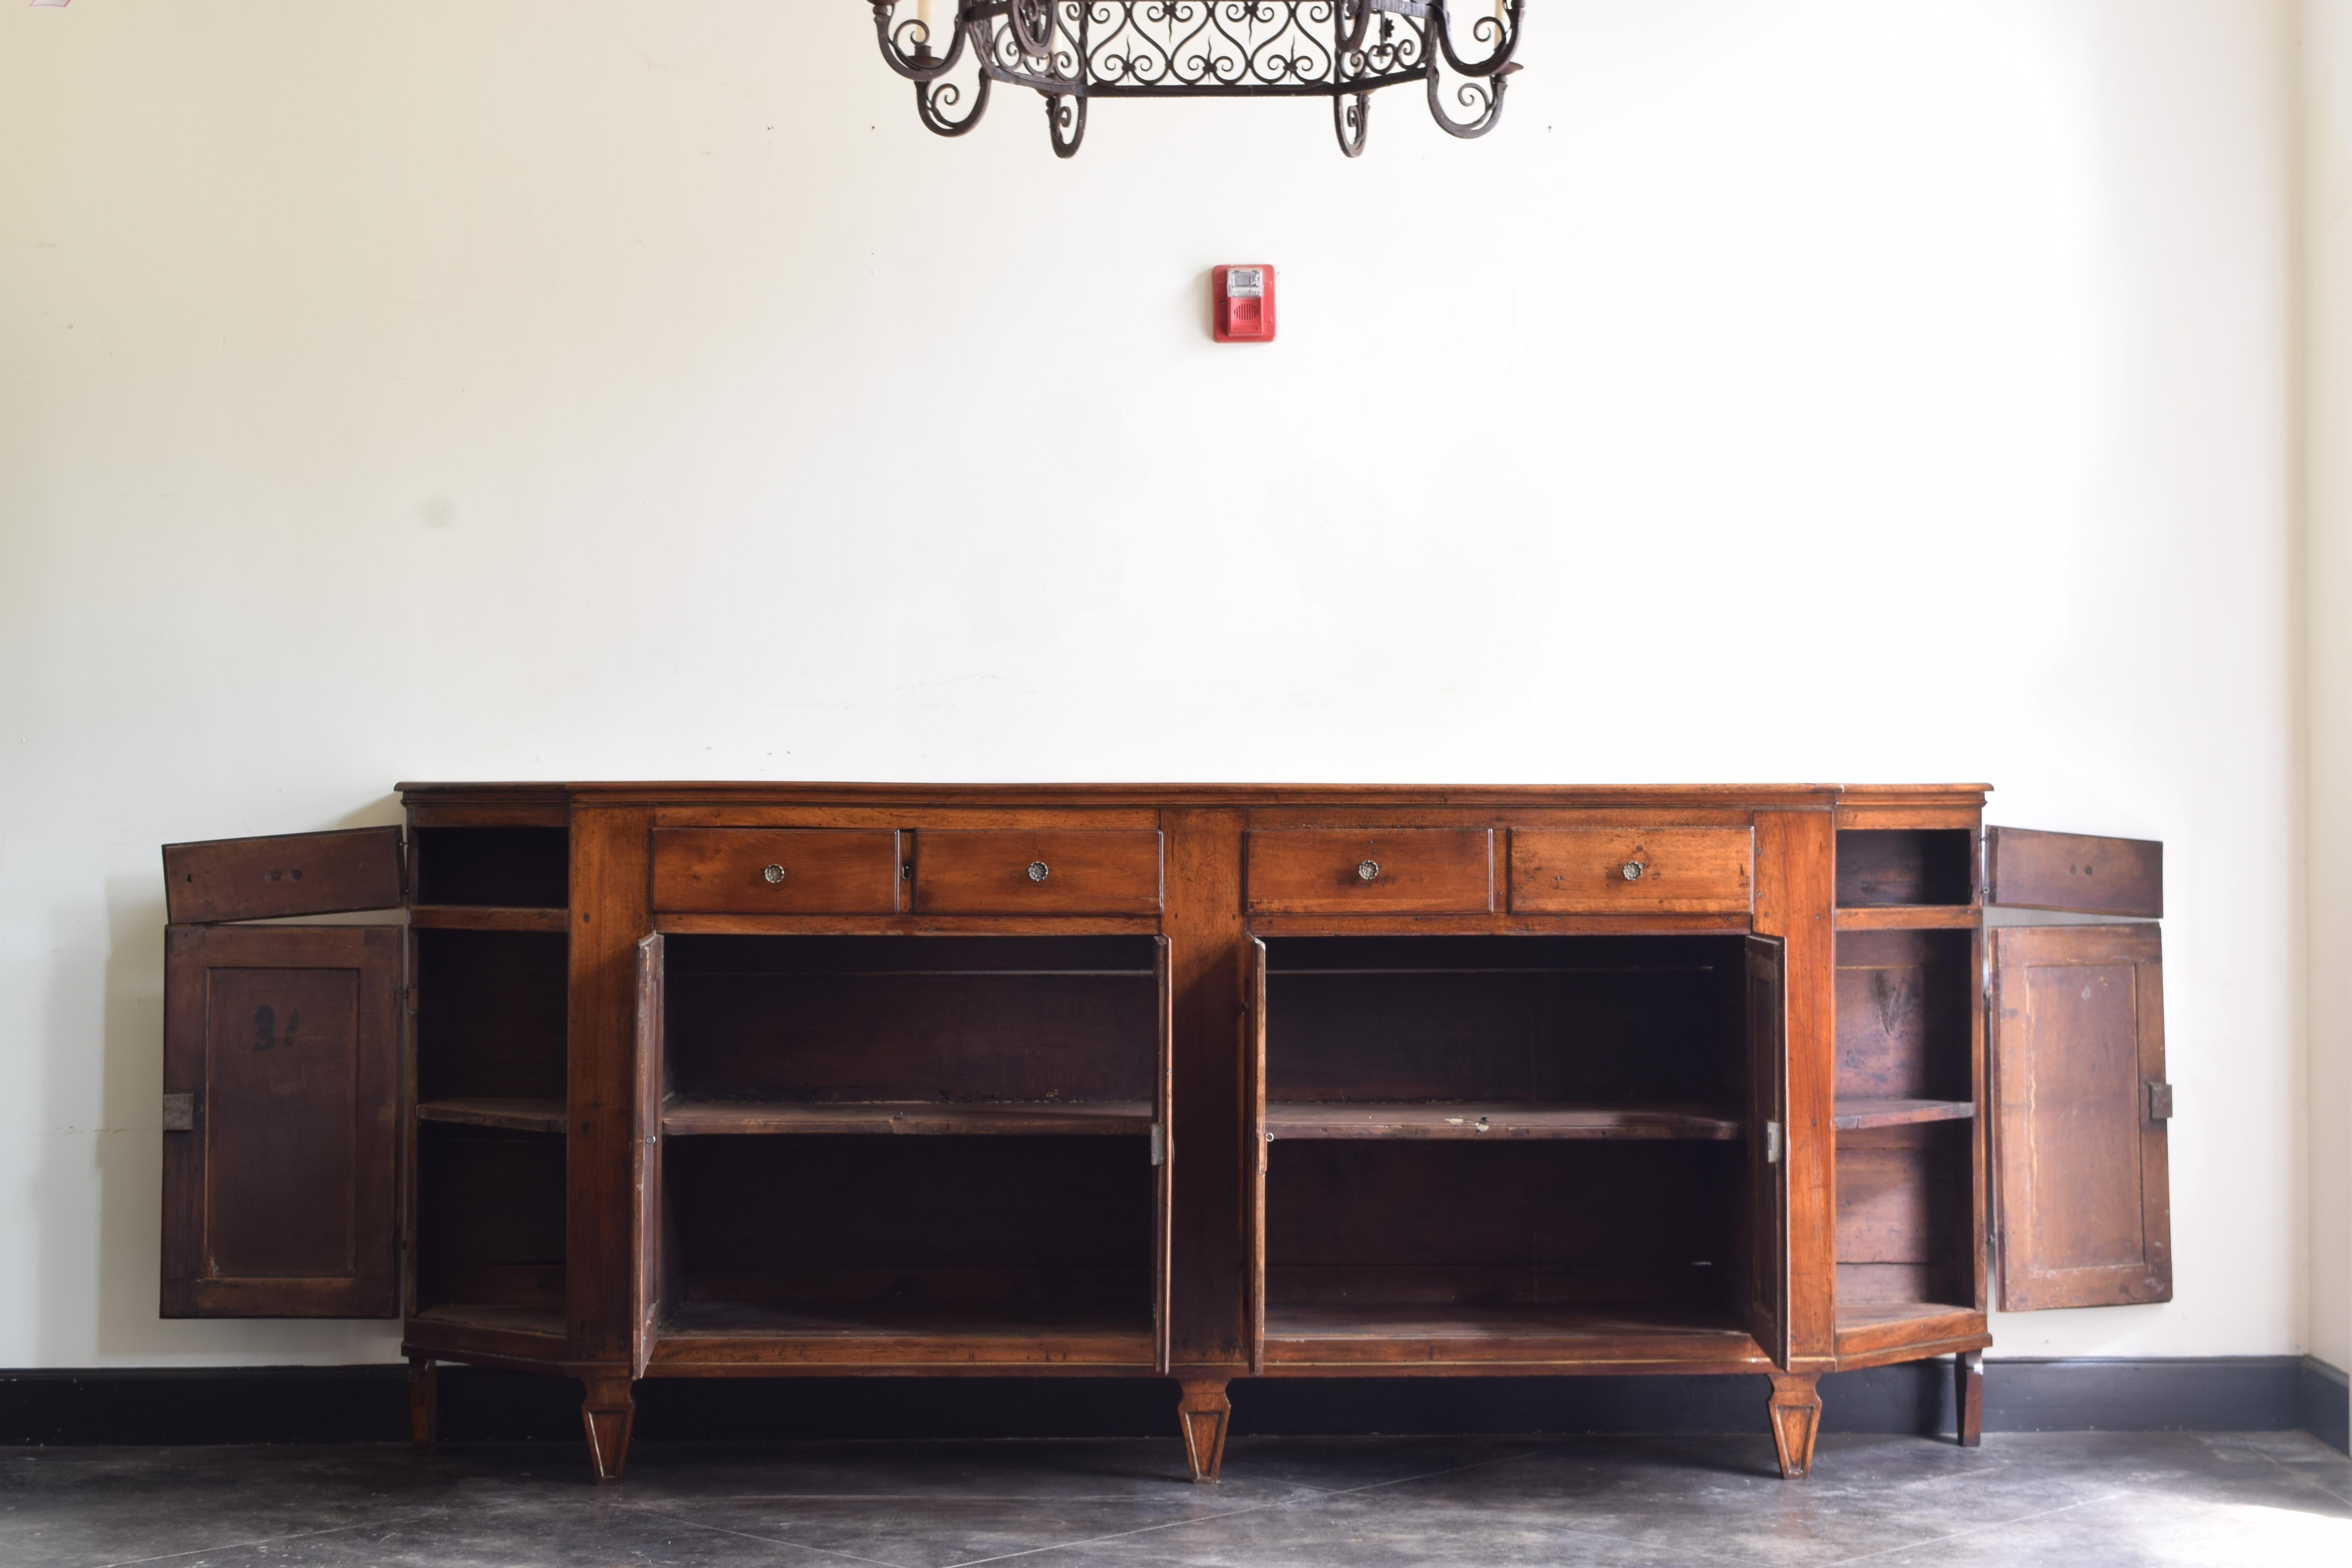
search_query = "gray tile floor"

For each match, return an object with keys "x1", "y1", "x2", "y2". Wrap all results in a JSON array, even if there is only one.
[{"x1": 4, "y1": 1431, "x2": 2349, "y2": 1568}]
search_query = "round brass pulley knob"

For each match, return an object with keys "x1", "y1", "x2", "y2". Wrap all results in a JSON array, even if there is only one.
[
  {"x1": 1027, "y1": 861, "x2": 1051, "y2": 883},
  {"x1": 1621, "y1": 861, "x2": 1645, "y2": 882},
  {"x1": 763, "y1": 864, "x2": 786, "y2": 885},
  {"x1": 1357, "y1": 860, "x2": 1381, "y2": 882}
]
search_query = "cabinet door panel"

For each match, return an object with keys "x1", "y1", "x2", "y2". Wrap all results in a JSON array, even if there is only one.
[
  {"x1": 1153, "y1": 936, "x2": 1173, "y2": 1374},
  {"x1": 633, "y1": 933, "x2": 664, "y2": 1376},
  {"x1": 163, "y1": 827, "x2": 404, "y2": 924},
  {"x1": 916, "y1": 830, "x2": 1164, "y2": 914},
  {"x1": 1984, "y1": 827, "x2": 2161, "y2": 918},
  {"x1": 1510, "y1": 827, "x2": 1752, "y2": 914},
  {"x1": 1745, "y1": 935, "x2": 1790, "y2": 1366},
  {"x1": 162, "y1": 924, "x2": 403, "y2": 1317},
  {"x1": 1245, "y1": 829, "x2": 1493, "y2": 914},
  {"x1": 651, "y1": 829, "x2": 902, "y2": 914},
  {"x1": 1245, "y1": 937, "x2": 1268, "y2": 1374},
  {"x1": 1989, "y1": 924, "x2": 2170, "y2": 1310}
]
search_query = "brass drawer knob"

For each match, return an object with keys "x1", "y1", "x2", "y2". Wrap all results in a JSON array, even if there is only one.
[
  {"x1": 1621, "y1": 860, "x2": 1645, "y2": 882},
  {"x1": 1357, "y1": 859, "x2": 1381, "y2": 882},
  {"x1": 1027, "y1": 860, "x2": 1051, "y2": 883},
  {"x1": 762, "y1": 864, "x2": 786, "y2": 885}
]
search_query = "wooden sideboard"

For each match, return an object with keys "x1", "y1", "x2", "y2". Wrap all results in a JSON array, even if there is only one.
[{"x1": 158, "y1": 784, "x2": 2170, "y2": 1482}]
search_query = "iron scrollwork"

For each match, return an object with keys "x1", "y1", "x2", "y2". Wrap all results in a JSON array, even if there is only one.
[{"x1": 865, "y1": 1, "x2": 1523, "y2": 156}]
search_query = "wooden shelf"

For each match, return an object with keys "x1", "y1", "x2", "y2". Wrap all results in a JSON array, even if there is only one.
[
  {"x1": 1263, "y1": 1102, "x2": 1742, "y2": 1142},
  {"x1": 661, "y1": 1099, "x2": 1154, "y2": 1137},
  {"x1": 416, "y1": 1097, "x2": 568, "y2": 1134},
  {"x1": 1833, "y1": 906, "x2": 1978, "y2": 931},
  {"x1": 1260, "y1": 1302, "x2": 1769, "y2": 1369},
  {"x1": 1831, "y1": 1098, "x2": 1976, "y2": 1131},
  {"x1": 662, "y1": 1301, "x2": 1151, "y2": 1338},
  {"x1": 410, "y1": 1303, "x2": 566, "y2": 1339},
  {"x1": 651, "y1": 1301, "x2": 1157, "y2": 1369},
  {"x1": 1834, "y1": 1299, "x2": 1988, "y2": 1366},
  {"x1": 408, "y1": 904, "x2": 569, "y2": 932}
]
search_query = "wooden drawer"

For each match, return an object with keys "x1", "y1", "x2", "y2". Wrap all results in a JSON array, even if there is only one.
[
  {"x1": 1509, "y1": 827, "x2": 1752, "y2": 914},
  {"x1": 652, "y1": 828, "x2": 903, "y2": 913},
  {"x1": 915, "y1": 830, "x2": 1163, "y2": 914},
  {"x1": 1245, "y1": 829, "x2": 1494, "y2": 914}
]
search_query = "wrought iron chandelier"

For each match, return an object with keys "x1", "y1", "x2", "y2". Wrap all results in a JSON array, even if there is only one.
[{"x1": 864, "y1": 2, "x2": 1525, "y2": 158}]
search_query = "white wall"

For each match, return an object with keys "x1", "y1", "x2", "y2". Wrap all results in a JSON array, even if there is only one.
[{"x1": 0, "y1": 1, "x2": 2301, "y2": 1367}]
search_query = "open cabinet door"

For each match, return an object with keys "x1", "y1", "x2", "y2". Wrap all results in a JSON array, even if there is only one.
[
  {"x1": 1744, "y1": 935, "x2": 1791, "y2": 1366},
  {"x1": 1984, "y1": 828, "x2": 2161, "y2": 918},
  {"x1": 1984, "y1": 825, "x2": 2168, "y2": 1311},
  {"x1": 164, "y1": 827, "x2": 405, "y2": 924},
  {"x1": 162, "y1": 922, "x2": 404, "y2": 1316},
  {"x1": 1988, "y1": 923, "x2": 2170, "y2": 1309},
  {"x1": 632, "y1": 933, "x2": 665, "y2": 1376},
  {"x1": 1152, "y1": 936, "x2": 1173, "y2": 1374},
  {"x1": 1244, "y1": 936, "x2": 1267, "y2": 1376}
]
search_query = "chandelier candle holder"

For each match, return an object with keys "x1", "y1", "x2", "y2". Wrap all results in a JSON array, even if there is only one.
[{"x1": 866, "y1": 1, "x2": 1524, "y2": 158}]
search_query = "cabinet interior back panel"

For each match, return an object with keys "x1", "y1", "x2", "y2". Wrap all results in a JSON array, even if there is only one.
[
  {"x1": 664, "y1": 935, "x2": 1158, "y2": 1103},
  {"x1": 665, "y1": 1135, "x2": 1154, "y2": 1310},
  {"x1": 1265, "y1": 1140, "x2": 1748, "y2": 1311},
  {"x1": 1265, "y1": 935, "x2": 1746, "y2": 1105}
]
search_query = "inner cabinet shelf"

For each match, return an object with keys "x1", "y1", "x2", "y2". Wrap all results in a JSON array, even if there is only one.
[
  {"x1": 1263, "y1": 1103, "x2": 1743, "y2": 1141},
  {"x1": 408, "y1": 906, "x2": 568, "y2": 933},
  {"x1": 411, "y1": 1302, "x2": 568, "y2": 1338},
  {"x1": 662, "y1": 1100, "x2": 1154, "y2": 1136},
  {"x1": 1260, "y1": 1301, "x2": 1766, "y2": 1369},
  {"x1": 416, "y1": 1097, "x2": 568, "y2": 1135},
  {"x1": 1830, "y1": 1098, "x2": 1976, "y2": 1132}
]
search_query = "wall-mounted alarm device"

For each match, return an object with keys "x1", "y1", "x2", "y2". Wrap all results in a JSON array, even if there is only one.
[{"x1": 1213, "y1": 265, "x2": 1276, "y2": 343}]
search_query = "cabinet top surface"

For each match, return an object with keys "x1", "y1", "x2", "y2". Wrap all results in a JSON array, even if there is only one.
[{"x1": 394, "y1": 781, "x2": 1990, "y2": 809}]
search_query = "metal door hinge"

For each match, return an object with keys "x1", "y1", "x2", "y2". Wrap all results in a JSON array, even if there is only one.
[
  {"x1": 1764, "y1": 1120, "x2": 1783, "y2": 1164},
  {"x1": 162, "y1": 1092, "x2": 196, "y2": 1132},
  {"x1": 2147, "y1": 1082, "x2": 2174, "y2": 1120},
  {"x1": 1150, "y1": 1123, "x2": 1165, "y2": 1166}
]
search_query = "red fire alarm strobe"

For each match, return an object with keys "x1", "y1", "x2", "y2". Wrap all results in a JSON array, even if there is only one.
[{"x1": 1213, "y1": 265, "x2": 1275, "y2": 343}]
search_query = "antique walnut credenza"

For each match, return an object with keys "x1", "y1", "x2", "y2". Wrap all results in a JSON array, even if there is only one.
[{"x1": 158, "y1": 784, "x2": 2171, "y2": 1482}]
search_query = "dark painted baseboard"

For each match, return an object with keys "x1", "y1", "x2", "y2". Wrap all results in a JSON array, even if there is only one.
[
  {"x1": 3, "y1": 1357, "x2": 2344, "y2": 1448},
  {"x1": 2302, "y1": 1356, "x2": 2351, "y2": 1454}
]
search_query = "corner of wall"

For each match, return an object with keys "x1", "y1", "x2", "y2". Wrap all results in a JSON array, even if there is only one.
[{"x1": 2301, "y1": 0, "x2": 2352, "y2": 1385}]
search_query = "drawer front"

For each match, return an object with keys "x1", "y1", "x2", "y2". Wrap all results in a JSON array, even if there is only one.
[
  {"x1": 916, "y1": 830, "x2": 1164, "y2": 915},
  {"x1": 1245, "y1": 829, "x2": 1495, "y2": 914},
  {"x1": 1509, "y1": 827, "x2": 1752, "y2": 914},
  {"x1": 652, "y1": 828, "x2": 902, "y2": 913}
]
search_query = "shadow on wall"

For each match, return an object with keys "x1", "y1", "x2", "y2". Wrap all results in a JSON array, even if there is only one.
[{"x1": 49, "y1": 798, "x2": 408, "y2": 1363}]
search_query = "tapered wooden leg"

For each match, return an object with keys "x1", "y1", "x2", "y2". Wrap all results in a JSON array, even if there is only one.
[
  {"x1": 580, "y1": 1374, "x2": 636, "y2": 1483},
  {"x1": 1955, "y1": 1350, "x2": 1984, "y2": 1448},
  {"x1": 407, "y1": 1357, "x2": 437, "y2": 1454},
  {"x1": 1766, "y1": 1374, "x2": 1822, "y2": 1479},
  {"x1": 1177, "y1": 1379, "x2": 1231, "y2": 1483}
]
